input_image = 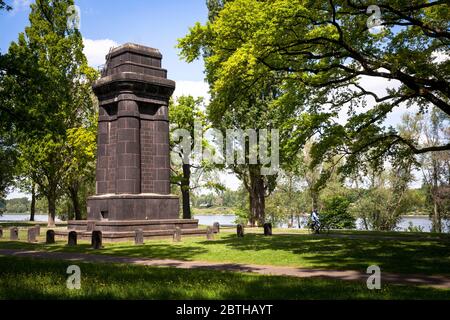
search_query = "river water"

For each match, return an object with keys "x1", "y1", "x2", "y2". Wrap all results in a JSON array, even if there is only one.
[
  {"x1": 191, "y1": 214, "x2": 448, "y2": 232},
  {"x1": 0, "y1": 214, "x2": 61, "y2": 223},
  {"x1": 1, "y1": 213, "x2": 447, "y2": 232}
]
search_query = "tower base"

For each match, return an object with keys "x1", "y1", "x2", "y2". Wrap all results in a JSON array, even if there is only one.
[
  {"x1": 87, "y1": 193, "x2": 179, "y2": 221},
  {"x1": 60, "y1": 192, "x2": 207, "y2": 242}
]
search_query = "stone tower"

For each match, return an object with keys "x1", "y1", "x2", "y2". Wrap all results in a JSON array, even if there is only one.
[
  {"x1": 66, "y1": 43, "x2": 204, "y2": 240},
  {"x1": 87, "y1": 42, "x2": 179, "y2": 221}
]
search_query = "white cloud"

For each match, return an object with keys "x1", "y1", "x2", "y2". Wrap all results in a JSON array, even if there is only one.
[
  {"x1": 358, "y1": 73, "x2": 402, "y2": 98},
  {"x1": 9, "y1": 0, "x2": 30, "y2": 15},
  {"x1": 83, "y1": 38, "x2": 118, "y2": 68},
  {"x1": 332, "y1": 73, "x2": 404, "y2": 126},
  {"x1": 173, "y1": 80, "x2": 210, "y2": 102}
]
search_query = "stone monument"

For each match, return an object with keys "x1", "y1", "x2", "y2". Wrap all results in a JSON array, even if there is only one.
[{"x1": 65, "y1": 43, "x2": 205, "y2": 241}]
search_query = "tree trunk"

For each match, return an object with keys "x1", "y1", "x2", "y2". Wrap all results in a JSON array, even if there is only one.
[
  {"x1": 432, "y1": 196, "x2": 441, "y2": 233},
  {"x1": 248, "y1": 168, "x2": 265, "y2": 227},
  {"x1": 30, "y1": 183, "x2": 36, "y2": 222},
  {"x1": 47, "y1": 192, "x2": 56, "y2": 227},
  {"x1": 181, "y1": 163, "x2": 191, "y2": 219},
  {"x1": 311, "y1": 190, "x2": 319, "y2": 212},
  {"x1": 431, "y1": 159, "x2": 442, "y2": 233},
  {"x1": 68, "y1": 185, "x2": 81, "y2": 220}
]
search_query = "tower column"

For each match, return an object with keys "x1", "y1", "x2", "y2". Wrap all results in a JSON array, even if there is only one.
[{"x1": 116, "y1": 100, "x2": 141, "y2": 194}]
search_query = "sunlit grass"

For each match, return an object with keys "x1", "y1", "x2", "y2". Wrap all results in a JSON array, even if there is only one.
[
  {"x1": 1, "y1": 256, "x2": 449, "y2": 300},
  {"x1": 1, "y1": 229, "x2": 449, "y2": 275}
]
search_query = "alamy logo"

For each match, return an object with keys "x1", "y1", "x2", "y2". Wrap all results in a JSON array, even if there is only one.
[
  {"x1": 366, "y1": 265, "x2": 381, "y2": 289},
  {"x1": 66, "y1": 265, "x2": 81, "y2": 290},
  {"x1": 66, "y1": 5, "x2": 81, "y2": 30},
  {"x1": 367, "y1": 5, "x2": 383, "y2": 34},
  {"x1": 172, "y1": 121, "x2": 279, "y2": 175}
]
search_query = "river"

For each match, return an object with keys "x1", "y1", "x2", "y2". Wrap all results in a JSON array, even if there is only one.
[
  {"x1": 1, "y1": 213, "x2": 447, "y2": 232},
  {"x1": 191, "y1": 214, "x2": 448, "y2": 232}
]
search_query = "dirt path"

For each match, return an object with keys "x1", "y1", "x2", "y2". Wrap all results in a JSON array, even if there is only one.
[{"x1": 1, "y1": 248, "x2": 449, "y2": 289}]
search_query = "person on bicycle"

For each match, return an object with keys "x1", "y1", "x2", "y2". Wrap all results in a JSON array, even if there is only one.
[{"x1": 311, "y1": 209, "x2": 320, "y2": 233}]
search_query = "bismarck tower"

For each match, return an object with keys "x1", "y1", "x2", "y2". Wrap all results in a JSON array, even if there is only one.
[{"x1": 67, "y1": 43, "x2": 204, "y2": 241}]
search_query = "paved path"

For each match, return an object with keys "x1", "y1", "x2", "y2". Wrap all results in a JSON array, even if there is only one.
[{"x1": 1, "y1": 248, "x2": 450, "y2": 289}]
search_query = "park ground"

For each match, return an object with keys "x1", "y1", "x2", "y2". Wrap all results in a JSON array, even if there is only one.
[{"x1": 0, "y1": 224, "x2": 450, "y2": 299}]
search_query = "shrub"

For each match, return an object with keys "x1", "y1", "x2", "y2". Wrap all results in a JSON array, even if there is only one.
[{"x1": 320, "y1": 196, "x2": 355, "y2": 230}]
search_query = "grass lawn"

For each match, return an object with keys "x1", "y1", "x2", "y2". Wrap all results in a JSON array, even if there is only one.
[
  {"x1": 1, "y1": 228, "x2": 449, "y2": 276},
  {"x1": 0, "y1": 255, "x2": 449, "y2": 299}
]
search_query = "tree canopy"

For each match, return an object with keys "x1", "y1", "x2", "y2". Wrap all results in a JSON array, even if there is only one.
[
  {"x1": 1, "y1": 0, "x2": 97, "y2": 225},
  {"x1": 178, "y1": 0, "x2": 450, "y2": 182}
]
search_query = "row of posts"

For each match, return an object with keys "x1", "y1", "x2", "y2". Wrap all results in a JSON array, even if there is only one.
[
  {"x1": 1, "y1": 225, "x2": 41, "y2": 242},
  {"x1": 0, "y1": 222, "x2": 221, "y2": 248},
  {"x1": 236, "y1": 223, "x2": 272, "y2": 237},
  {"x1": 0, "y1": 222, "x2": 271, "y2": 247}
]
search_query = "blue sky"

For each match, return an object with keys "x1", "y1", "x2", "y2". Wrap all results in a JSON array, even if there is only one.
[
  {"x1": 0, "y1": 0, "x2": 208, "y2": 82},
  {"x1": 2, "y1": 0, "x2": 224, "y2": 199}
]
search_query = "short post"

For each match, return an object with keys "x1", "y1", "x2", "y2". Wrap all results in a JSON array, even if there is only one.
[
  {"x1": 27, "y1": 227, "x2": 37, "y2": 243},
  {"x1": 206, "y1": 226, "x2": 214, "y2": 240},
  {"x1": 34, "y1": 224, "x2": 41, "y2": 236},
  {"x1": 10, "y1": 227, "x2": 19, "y2": 241},
  {"x1": 46, "y1": 230, "x2": 55, "y2": 244},
  {"x1": 236, "y1": 224, "x2": 244, "y2": 237},
  {"x1": 213, "y1": 222, "x2": 220, "y2": 234},
  {"x1": 68, "y1": 231, "x2": 77, "y2": 246},
  {"x1": 91, "y1": 230, "x2": 102, "y2": 249},
  {"x1": 134, "y1": 229, "x2": 144, "y2": 245},
  {"x1": 263, "y1": 223, "x2": 272, "y2": 236},
  {"x1": 173, "y1": 227, "x2": 181, "y2": 242}
]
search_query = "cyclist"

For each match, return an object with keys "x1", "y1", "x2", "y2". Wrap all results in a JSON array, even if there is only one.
[{"x1": 310, "y1": 209, "x2": 320, "y2": 233}]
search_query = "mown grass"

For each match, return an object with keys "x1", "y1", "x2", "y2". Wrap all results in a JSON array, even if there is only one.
[
  {"x1": 0, "y1": 256, "x2": 449, "y2": 300},
  {"x1": 1, "y1": 230, "x2": 449, "y2": 276}
]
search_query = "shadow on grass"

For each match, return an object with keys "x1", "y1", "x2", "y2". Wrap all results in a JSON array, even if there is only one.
[
  {"x1": 1, "y1": 231, "x2": 450, "y2": 276},
  {"x1": 0, "y1": 240, "x2": 209, "y2": 262},
  {"x1": 196, "y1": 233, "x2": 450, "y2": 275},
  {"x1": 1, "y1": 256, "x2": 449, "y2": 300}
]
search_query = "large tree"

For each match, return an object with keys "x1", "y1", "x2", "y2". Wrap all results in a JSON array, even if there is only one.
[
  {"x1": 179, "y1": 0, "x2": 449, "y2": 186},
  {"x1": 179, "y1": 0, "x2": 303, "y2": 226},
  {"x1": 169, "y1": 95, "x2": 223, "y2": 219},
  {"x1": 3, "y1": 0, "x2": 96, "y2": 226}
]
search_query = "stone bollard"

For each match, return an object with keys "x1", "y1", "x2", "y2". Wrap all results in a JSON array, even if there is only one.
[
  {"x1": 237, "y1": 224, "x2": 244, "y2": 237},
  {"x1": 206, "y1": 226, "x2": 214, "y2": 240},
  {"x1": 27, "y1": 227, "x2": 37, "y2": 243},
  {"x1": 34, "y1": 224, "x2": 41, "y2": 236},
  {"x1": 0, "y1": 226, "x2": 3, "y2": 238},
  {"x1": 135, "y1": 229, "x2": 144, "y2": 245},
  {"x1": 91, "y1": 230, "x2": 102, "y2": 249},
  {"x1": 10, "y1": 227, "x2": 19, "y2": 240},
  {"x1": 46, "y1": 230, "x2": 55, "y2": 244},
  {"x1": 213, "y1": 222, "x2": 220, "y2": 234},
  {"x1": 173, "y1": 227, "x2": 182, "y2": 242},
  {"x1": 263, "y1": 223, "x2": 272, "y2": 236},
  {"x1": 68, "y1": 231, "x2": 77, "y2": 246}
]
